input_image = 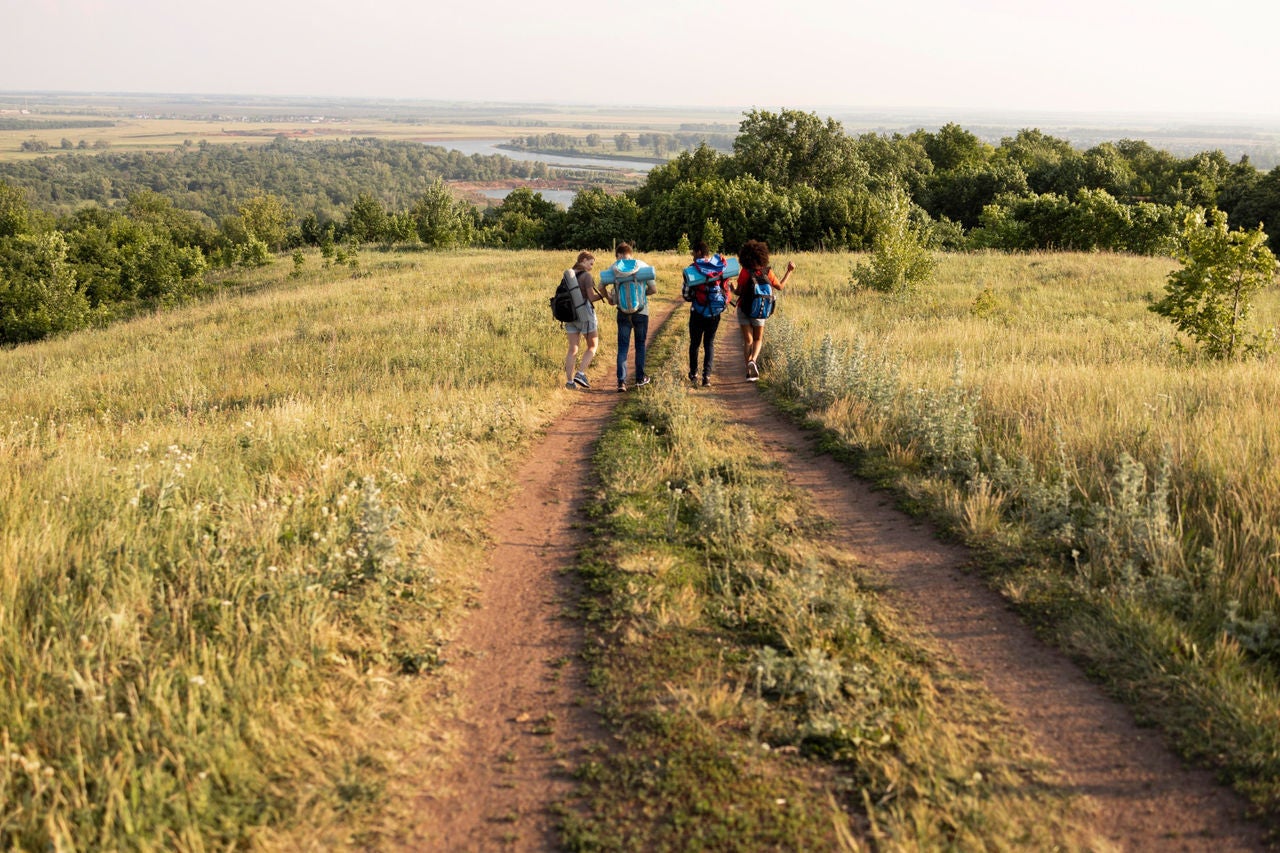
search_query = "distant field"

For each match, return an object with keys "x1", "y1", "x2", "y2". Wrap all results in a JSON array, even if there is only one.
[{"x1": 0, "y1": 94, "x2": 741, "y2": 162}]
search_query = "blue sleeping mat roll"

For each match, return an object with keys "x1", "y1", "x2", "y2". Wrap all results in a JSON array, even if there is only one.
[
  {"x1": 599, "y1": 258, "x2": 656, "y2": 284},
  {"x1": 682, "y1": 255, "x2": 740, "y2": 285}
]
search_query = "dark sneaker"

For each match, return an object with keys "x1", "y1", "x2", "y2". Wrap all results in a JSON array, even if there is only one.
[
  {"x1": 617, "y1": 382, "x2": 627, "y2": 393},
  {"x1": 565, "y1": 381, "x2": 577, "y2": 390},
  {"x1": 573, "y1": 372, "x2": 590, "y2": 389},
  {"x1": 688, "y1": 372, "x2": 697, "y2": 383},
  {"x1": 701, "y1": 376, "x2": 711, "y2": 387},
  {"x1": 636, "y1": 375, "x2": 651, "y2": 387},
  {"x1": 746, "y1": 360, "x2": 759, "y2": 382}
]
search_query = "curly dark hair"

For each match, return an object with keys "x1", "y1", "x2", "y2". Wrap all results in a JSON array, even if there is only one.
[{"x1": 738, "y1": 239, "x2": 769, "y2": 271}]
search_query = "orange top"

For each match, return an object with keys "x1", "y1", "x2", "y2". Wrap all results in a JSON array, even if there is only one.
[{"x1": 736, "y1": 268, "x2": 782, "y2": 291}]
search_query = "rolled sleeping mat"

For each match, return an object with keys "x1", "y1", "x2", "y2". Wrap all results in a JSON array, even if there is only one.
[
  {"x1": 599, "y1": 259, "x2": 656, "y2": 285},
  {"x1": 682, "y1": 255, "x2": 740, "y2": 286}
]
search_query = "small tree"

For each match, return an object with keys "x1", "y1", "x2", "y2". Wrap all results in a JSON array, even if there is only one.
[
  {"x1": 851, "y1": 187, "x2": 935, "y2": 294},
  {"x1": 702, "y1": 218, "x2": 723, "y2": 253},
  {"x1": 1150, "y1": 208, "x2": 1277, "y2": 359}
]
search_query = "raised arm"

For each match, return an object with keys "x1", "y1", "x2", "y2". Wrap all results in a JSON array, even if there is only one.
[{"x1": 776, "y1": 260, "x2": 796, "y2": 288}]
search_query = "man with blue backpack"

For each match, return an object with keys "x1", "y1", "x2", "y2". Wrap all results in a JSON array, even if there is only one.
[
  {"x1": 602, "y1": 243, "x2": 657, "y2": 393},
  {"x1": 682, "y1": 242, "x2": 734, "y2": 387}
]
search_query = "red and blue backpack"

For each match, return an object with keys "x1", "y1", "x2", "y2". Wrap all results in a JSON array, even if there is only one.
[{"x1": 684, "y1": 255, "x2": 729, "y2": 318}]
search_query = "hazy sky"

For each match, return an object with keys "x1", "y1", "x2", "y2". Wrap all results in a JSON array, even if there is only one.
[{"x1": 7, "y1": 0, "x2": 1280, "y2": 118}]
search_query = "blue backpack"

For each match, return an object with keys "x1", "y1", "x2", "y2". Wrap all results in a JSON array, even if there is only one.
[
  {"x1": 602, "y1": 258, "x2": 653, "y2": 314},
  {"x1": 683, "y1": 255, "x2": 730, "y2": 318},
  {"x1": 741, "y1": 268, "x2": 776, "y2": 320}
]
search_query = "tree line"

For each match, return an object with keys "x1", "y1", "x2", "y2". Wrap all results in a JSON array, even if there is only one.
[{"x1": 4, "y1": 110, "x2": 1280, "y2": 345}]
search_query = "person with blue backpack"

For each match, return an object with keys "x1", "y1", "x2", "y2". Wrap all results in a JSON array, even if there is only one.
[
  {"x1": 682, "y1": 241, "x2": 733, "y2": 386},
  {"x1": 734, "y1": 239, "x2": 794, "y2": 382},
  {"x1": 602, "y1": 242, "x2": 657, "y2": 393}
]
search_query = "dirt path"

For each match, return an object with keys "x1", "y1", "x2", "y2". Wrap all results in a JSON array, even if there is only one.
[
  {"x1": 406, "y1": 302, "x2": 680, "y2": 851},
  {"x1": 707, "y1": 326, "x2": 1268, "y2": 850},
  {"x1": 406, "y1": 299, "x2": 1266, "y2": 851}
]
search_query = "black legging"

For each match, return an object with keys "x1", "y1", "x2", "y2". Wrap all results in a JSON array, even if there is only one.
[{"x1": 688, "y1": 311, "x2": 721, "y2": 379}]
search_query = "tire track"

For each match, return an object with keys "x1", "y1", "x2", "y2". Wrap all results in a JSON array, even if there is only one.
[
  {"x1": 704, "y1": 326, "x2": 1268, "y2": 851},
  {"x1": 404, "y1": 299, "x2": 681, "y2": 851}
]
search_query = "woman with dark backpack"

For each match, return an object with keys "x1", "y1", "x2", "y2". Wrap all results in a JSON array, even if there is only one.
[
  {"x1": 734, "y1": 239, "x2": 794, "y2": 382},
  {"x1": 562, "y1": 251, "x2": 605, "y2": 389}
]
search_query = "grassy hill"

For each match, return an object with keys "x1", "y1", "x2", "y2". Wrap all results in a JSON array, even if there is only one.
[{"x1": 3, "y1": 248, "x2": 1278, "y2": 846}]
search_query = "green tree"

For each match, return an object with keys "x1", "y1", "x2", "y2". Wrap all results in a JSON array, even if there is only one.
[
  {"x1": 345, "y1": 192, "x2": 389, "y2": 244},
  {"x1": 731, "y1": 109, "x2": 867, "y2": 190},
  {"x1": 411, "y1": 179, "x2": 476, "y2": 248},
  {"x1": 0, "y1": 180, "x2": 32, "y2": 239},
  {"x1": 0, "y1": 231, "x2": 91, "y2": 343},
  {"x1": 236, "y1": 194, "x2": 294, "y2": 252},
  {"x1": 701, "y1": 218, "x2": 723, "y2": 253},
  {"x1": 915, "y1": 122, "x2": 991, "y2": 172},
  {"x1": 1150, "y1": 208, "x2": 1277, "y2": 359},
  {"x1": 562, "y1": 188, "x2": 640, "y2": 250},
  {"x1": 851, "y1": 187, "x2": 936, "y2": 294}
]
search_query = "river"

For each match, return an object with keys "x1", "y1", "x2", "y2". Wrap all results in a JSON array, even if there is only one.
[
  {"x1": 425, "y1": 137, "x2": 658, "y2": 208},
  {"x1": 425, "y1": 138, "x2": 658, "y2": 174}
]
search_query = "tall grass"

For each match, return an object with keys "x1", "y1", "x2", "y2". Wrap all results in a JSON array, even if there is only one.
[
  {"x1": 567, "y1": 314, "x2": 1091, "y2": 850},
  {"x1": 0, "y1": 249, "x2": 618, "y2": 847},
  {"x1": 764, "y1": 250, "x2": 1280, "y2": 811}
]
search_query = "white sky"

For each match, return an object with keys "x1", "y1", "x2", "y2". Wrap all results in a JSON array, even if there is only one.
[{"x1": 6, "y1": 0, "x2": 1280, "y2": 119}]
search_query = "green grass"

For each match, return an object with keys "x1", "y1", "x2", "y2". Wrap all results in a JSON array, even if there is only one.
[
  {"x1": 0, "y1": 249, "x2": 601, "y2": 848},
  {"x1": 564, "y1": 318, "x2": 1095, "y2": 850},
  {"x1": 762, "y1": 250, "x2": 1280, "y2": 819}
]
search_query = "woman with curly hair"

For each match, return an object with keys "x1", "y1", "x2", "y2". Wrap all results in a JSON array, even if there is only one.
[{"x1": 734, "y1": 239, "x2": 794, "y2": 381}]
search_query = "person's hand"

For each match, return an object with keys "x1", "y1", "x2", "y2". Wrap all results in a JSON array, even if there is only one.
[{"x1": 786, "y1": 261, "x2": 796, "y2": 273}]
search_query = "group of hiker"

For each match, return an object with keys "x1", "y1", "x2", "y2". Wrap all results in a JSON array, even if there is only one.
[{"x1": 561, "y1": 240, "x2": 795, "y2": 392}]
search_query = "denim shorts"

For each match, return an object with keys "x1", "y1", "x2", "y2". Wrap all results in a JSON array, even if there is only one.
[{"x1": 565, "y1": 304, "x2": 597, "y2": 335}]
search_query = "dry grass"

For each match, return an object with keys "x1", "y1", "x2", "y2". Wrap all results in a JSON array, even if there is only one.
[
  {"x1": 765, "y1": 249, "x2": 1280, "y2": 811},
  {"x1": 0, "y1": 249, "x2": 605, "y2": 847}
]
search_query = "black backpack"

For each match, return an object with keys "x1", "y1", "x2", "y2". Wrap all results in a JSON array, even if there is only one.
[{"x1": 550, "y1": 270, "x2": 577, "y2": 323}]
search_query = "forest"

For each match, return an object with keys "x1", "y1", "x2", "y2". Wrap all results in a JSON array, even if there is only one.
[{"x1": 3, "y1": 108, "x2": 1280, "y2": 344}]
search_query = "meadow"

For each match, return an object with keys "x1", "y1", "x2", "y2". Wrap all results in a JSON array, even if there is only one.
[
  {"x1": 764, "y1": 250, "x2": 1280, "y2": 812},
  {"x1": 3, "y1": 246, "x2": 1279, "y2": 847},
  {"x1": 0, "y1": 250, "x2": 600, "y2": 847}
]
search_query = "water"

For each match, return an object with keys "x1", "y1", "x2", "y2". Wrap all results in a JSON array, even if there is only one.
[
  {"x1": 476, "y1": 188, "x2": 578, "y2": 207},
  {"x1": 427, "y1": 137, "x2": 658, "y2": 173}
]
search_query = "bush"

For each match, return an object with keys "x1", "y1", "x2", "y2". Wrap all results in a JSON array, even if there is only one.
[{"x1": 0, "y1": 232, "x2": 91, "y2": 344}]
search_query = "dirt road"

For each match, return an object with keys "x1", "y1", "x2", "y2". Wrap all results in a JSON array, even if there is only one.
[{"x1": 409, "y1": 300, "x2": 1266, "y2": 851}]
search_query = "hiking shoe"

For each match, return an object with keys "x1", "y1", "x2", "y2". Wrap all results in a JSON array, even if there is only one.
[
  {"x1": 636, "y1": 375, "x2": 651, "y2": 387},
  {"x1": 688, "y1": 372, "x2": 697, "y2": 383},
  {"x1": 746, "y1": 361, "x2": 759, "y2": 382},
  {"x1": 617, "y1": 382, "x2": 627, "y2": 393},
  {"x1": 701, "y1": 376, "x2": 711, "y2": 387},
  {"x1": 565, "y1": 381, "x2": 577, "y2": 390},
  {"x1": 573, "y1": 372, "x2": 590, "y2": 389}
]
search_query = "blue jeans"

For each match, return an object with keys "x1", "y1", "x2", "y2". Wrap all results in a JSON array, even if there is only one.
[{"x1": 616, "y1": 312, "x2": 649, "y2": 383}]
